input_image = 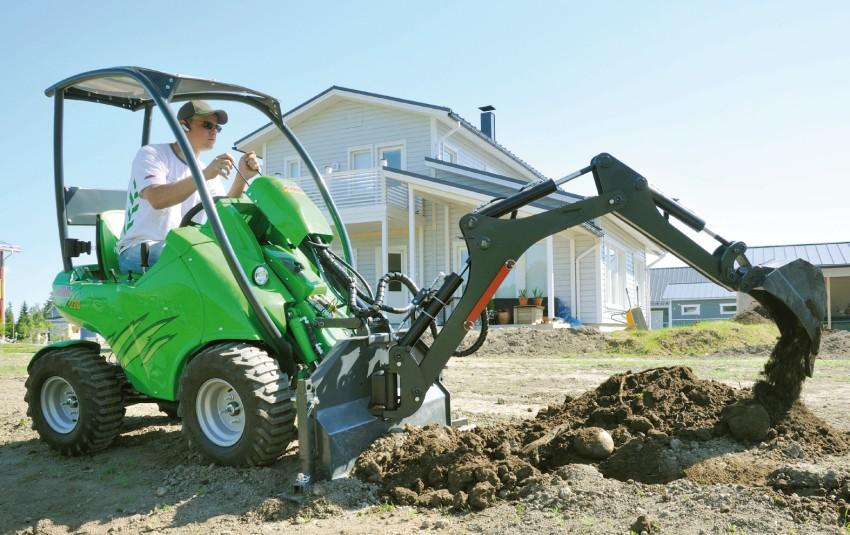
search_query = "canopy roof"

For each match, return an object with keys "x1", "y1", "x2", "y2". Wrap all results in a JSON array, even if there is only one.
[{"x1": 44, "y1": 66, "x2": 281, "y2": 116}]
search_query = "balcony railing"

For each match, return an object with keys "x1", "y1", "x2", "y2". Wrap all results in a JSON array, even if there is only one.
[{"x1": 294, "y1": 167, "x2": 410, "y2": 211}]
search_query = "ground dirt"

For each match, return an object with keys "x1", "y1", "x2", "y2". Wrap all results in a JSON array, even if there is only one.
[{"x1": 2, "y1": 327, "x2": 850, "y2": 534}]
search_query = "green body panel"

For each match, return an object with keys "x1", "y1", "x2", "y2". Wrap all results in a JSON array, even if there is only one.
[
  {"x1": 247, "y1": 177, "x2": 333, "y2": 245},
  {"x1": 50, "y1": 176, "x2": 348, "y2": 401}
]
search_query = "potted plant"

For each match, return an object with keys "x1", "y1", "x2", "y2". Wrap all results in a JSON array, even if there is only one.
[
  {"x1": 517, "y1": 288, "x2": 529, "y2": 306},
  {"x1": 532, "y1": 288, "x2": 544, "y2": 306},
  {"x1": 497, "y1": 308, "x2": 510, "y2": 325}
]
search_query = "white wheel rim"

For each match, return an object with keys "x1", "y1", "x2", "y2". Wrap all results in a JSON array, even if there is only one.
[
  {"x1": 41, "y1": 376, "x2": 79, "y2": 434},
  {"x1": 196, "y1": 378, "x2": 245, "y2": 447}
]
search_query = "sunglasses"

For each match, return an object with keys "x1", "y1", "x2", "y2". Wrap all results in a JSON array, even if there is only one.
[{"x1": 193, "y1": 119, "x2": 222, "y2": 133}]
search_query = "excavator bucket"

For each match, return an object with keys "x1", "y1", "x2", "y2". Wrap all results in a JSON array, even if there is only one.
[{"x1": 743, "y1": 259, "x2": 826, "y2": 402}]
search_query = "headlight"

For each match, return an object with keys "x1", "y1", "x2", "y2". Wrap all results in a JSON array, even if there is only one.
[{"x1": 253, "y1": 266, "x2": 269, "y2": 286}]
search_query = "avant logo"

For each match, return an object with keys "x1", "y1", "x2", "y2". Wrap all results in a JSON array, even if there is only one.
[{"x1": 108, "y1": 314, "x2": 178, "y2": 367}]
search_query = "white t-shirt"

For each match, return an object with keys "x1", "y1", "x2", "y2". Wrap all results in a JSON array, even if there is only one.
[{"x1": 117, "y1": 143, "x2": 225, "y2": 252}]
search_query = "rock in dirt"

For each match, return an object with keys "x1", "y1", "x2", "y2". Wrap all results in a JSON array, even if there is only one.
[
  {"x1": 469, "y1": 481, "x2": 495, "y2": 510},
  {"x1": 722, "y1": 400, "x2": 771, "y2": 442},
  {"x1": 630, "y1": 514, "x2": 660, "y2": 534},
  {"x1": 572, "y1": 427, "x2": 614, "y2": 460}
]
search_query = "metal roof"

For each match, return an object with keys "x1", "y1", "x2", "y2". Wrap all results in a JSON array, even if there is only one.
[
  {"x1": 745, "y1": 242, "x2": 850, "y2": 268},
  {"x1": 649, "y1": 266, "x2": 710, "y2": 305},
  {"x1": 661, "y1": 282, "x2": 736, "y2": 301}
]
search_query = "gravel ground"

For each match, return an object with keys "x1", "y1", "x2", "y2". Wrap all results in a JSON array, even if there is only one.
[{"x1": 1, "y1": 328, "x2": 849, "y2": 534}]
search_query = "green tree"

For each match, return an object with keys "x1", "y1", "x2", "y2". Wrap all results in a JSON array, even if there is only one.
[
  {"x1": 15, "y1": 301, "x2": 31, "y2": 341},
  {"x1": 30, "y1": 303, "x2": 49, "y2": 341},
  {"x1": 3, "y1": 302, "x2": 13, "y2": 339}
]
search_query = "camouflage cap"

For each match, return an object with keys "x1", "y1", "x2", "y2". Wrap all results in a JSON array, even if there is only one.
[{"x1": 177, "y1": 100, "x2": 228, "y2": 125}]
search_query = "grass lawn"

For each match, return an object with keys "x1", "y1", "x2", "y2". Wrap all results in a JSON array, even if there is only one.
[{"x1": 0, "y1": 343, "x2": 39, "y2": 376}]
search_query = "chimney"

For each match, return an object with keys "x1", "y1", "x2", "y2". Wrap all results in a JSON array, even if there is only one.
[{"x1": 479, "y1": 105, "x2": 496, "y2": 141}]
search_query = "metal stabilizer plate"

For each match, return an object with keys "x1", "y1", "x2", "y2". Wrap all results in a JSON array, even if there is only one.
[
  {"x1": 298, "y1": 338, "x2": 450, "y2": 481},
  {"x1": 744, "y1": 259, "x2": 826, "y2": 400}
]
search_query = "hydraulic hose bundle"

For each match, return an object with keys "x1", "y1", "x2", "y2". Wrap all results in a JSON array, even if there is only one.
[{"x1": 304, "y1": 237, "x2": 488, "y2": 356}]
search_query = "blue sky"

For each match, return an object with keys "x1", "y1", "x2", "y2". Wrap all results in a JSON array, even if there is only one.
[{"x1": 1, "y1": 1, "x2": 848, "y2": 310}]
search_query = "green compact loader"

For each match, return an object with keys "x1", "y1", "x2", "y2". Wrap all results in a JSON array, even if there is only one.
[{"x1": 29, "y1": 67, "x2": 826, "y2": 489}]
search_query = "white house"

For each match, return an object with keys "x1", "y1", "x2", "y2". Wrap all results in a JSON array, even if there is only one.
[{"x1": 235, "y1": 87, "x2": 662, "y2": 328}]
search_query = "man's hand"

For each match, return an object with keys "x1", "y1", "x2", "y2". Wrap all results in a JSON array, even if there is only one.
[
  {"x1": 203, "y1": 153, "x2": 235, "y2": 180},
  {"x1": 238, "y1": 151, "x2": 261, "y2": 180}
]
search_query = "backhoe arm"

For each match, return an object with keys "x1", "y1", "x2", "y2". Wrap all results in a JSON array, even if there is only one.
[{"x1": 370, "y1": 153, "x2": 825, "y2": 420}]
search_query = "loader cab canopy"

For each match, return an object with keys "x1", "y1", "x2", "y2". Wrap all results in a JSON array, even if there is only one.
[
  {"x1": 45, "y1": 67, "x2": 282, "y2": 115},
  {"x1": 47, "y1": 67, "x2": 353, "y2": 362}
]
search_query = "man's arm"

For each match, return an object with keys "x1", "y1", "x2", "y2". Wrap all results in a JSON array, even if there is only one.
[{"x1": 141, "y1": 154, "x2": 235, "y2": 209}]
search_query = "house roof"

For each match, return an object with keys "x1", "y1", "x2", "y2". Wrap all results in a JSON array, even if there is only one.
[
  {"x1": 661, "y1": 282, "x2": 736, "y2": 301},
  {"x1": 745, "y1": 241, "x2": 850, "y2": 268},
  {"x1": 233, "y1": 85, "x2": 549, "y2": 182},
  {"x1": 650, "y1": 266, "x2": 711, "y2": 306},
  {"x1": 382, "y1": 166, "x2": 604, "y2": 236}
]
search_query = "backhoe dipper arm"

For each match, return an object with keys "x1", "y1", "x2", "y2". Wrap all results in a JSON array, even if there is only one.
[{"x1": 370, "y1": 153, "x2": 824, "y2": 420}]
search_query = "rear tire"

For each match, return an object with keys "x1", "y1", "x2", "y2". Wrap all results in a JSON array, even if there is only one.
[
  {"x1": 25, "y1": 346, "x2": 125, "y2": 455},
  {"x1": 179, "y1": 342, "x2": 296, "y2": 466}
]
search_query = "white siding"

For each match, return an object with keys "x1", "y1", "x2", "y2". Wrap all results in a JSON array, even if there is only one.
[
  {"x1": 351, "y1": 234, "x2": 379, "y2": 289},
  {"x1": 435, "y1": 122, "x2": 532, "y2": 179},
  {"x1": 266, "y1": 100, "x2": 432, "y2": 177},
  {"x1": 575, "y1": 234, "x2": 598, "y2": 324}
]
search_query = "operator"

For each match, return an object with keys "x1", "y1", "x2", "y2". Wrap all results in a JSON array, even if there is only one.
[{"x1": 116, "y1": 100, "x2": 261, "y2": 273}]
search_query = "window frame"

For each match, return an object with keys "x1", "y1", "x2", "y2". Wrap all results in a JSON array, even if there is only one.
[
  {"x1": 604, "y1": 242, "x2": 625, "y2": 308},
  {"x1": 441, "y1": 142, "x2": 459, "y2": 164},
  {"x1": 376, "y1": 141, "x2": 406, "y2": 170},
  {"x1": 284, "y1": 157, "x2": 301, "y2": 179},
  {"x1": 720, "y1": 303, "x2": 737, "y2": 315},
  {"x1": 680, "y1": 304, "x2": 701, "y2": 316},
  {"x1": 348, "y1": 145, "x2": 374, "y2": 170}
]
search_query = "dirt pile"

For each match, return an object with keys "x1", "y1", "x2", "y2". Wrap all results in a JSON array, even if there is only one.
[
  {"x1": 732, "y1": 304, "x2": 773, "y2": 324},
  {"x1": 820, "y1": 329, "x2": 850, "y2": 357},
  {"x1": 453, "y1": 327, "x2": 607, "y2": 358},
  {"x1": 355, "y1": 366, "x2": 850, "y2": 510}
]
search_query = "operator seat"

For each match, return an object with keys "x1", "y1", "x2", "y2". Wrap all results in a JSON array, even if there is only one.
[{"x1": 95, "y1": 210, "x2": 125, "y2": 277}]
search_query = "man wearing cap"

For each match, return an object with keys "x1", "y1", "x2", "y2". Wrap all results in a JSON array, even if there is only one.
[{"x1": 116, "y1": 100, "x2": 261, "y2": 273}]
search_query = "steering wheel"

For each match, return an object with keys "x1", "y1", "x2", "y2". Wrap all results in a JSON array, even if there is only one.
[{"x1": 179, "y1": 196, "x2": 227, "y2": 227}]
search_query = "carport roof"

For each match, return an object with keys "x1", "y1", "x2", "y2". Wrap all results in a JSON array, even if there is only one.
[
  {"x1": 745, "y1": 242, "x2": 850, "y2": 268},
  {"x1": 662, "y1": 282, "x2": 736, "y2": 301}
]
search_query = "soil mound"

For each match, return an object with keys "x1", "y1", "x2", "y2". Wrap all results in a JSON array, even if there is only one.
[
  {"x1": 450, "y1": 327, "x2": 607, "y2": 358},
  {"x1": 355, "y1": 366, "x2": 850, "y2": 509},
  {"x1": 732, "y1": 304, "x2": 773, "y2": 324},
  {"x1": 820, "y1": 329, "x2": 850, "y2": 357}
]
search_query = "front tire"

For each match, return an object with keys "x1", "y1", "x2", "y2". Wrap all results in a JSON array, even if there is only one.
[
  {"x1": 179, "y1": 343, "x2": 296, "y2": 466},
  {"x1": 25, "y1": 346, "x2": 125, "y2": 455}
]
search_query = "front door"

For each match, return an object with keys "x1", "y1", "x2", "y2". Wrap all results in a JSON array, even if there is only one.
[
  {"x1": 384, "y1": 247, "x2": 408, "y2": 321},
  {"x1": 651, "y1": 309, "x2": 664, "y2": 329}
]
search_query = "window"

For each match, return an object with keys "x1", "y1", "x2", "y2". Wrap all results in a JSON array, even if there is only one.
[
  {"x1": 442, "y1": 145, "x2": 458, "y2": 163},
  {"x1": 720, "y1": 303, "x2": 737, "y2": 315},
  {"x1": 378, "y1": 146, "x2": 403, "y2": 169},
  {"x1": 604, "y1": 245, "x2": 623, "y2": 306},
  {"x1": 681, "y1": 304, "x2": 700, "y2": 316},
  {"x1": 350, "y1": 148, "x2": 372, "y2": 170},
  {"x1": 285, "y1": 159, "x2": 301, "y2": 179}
]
